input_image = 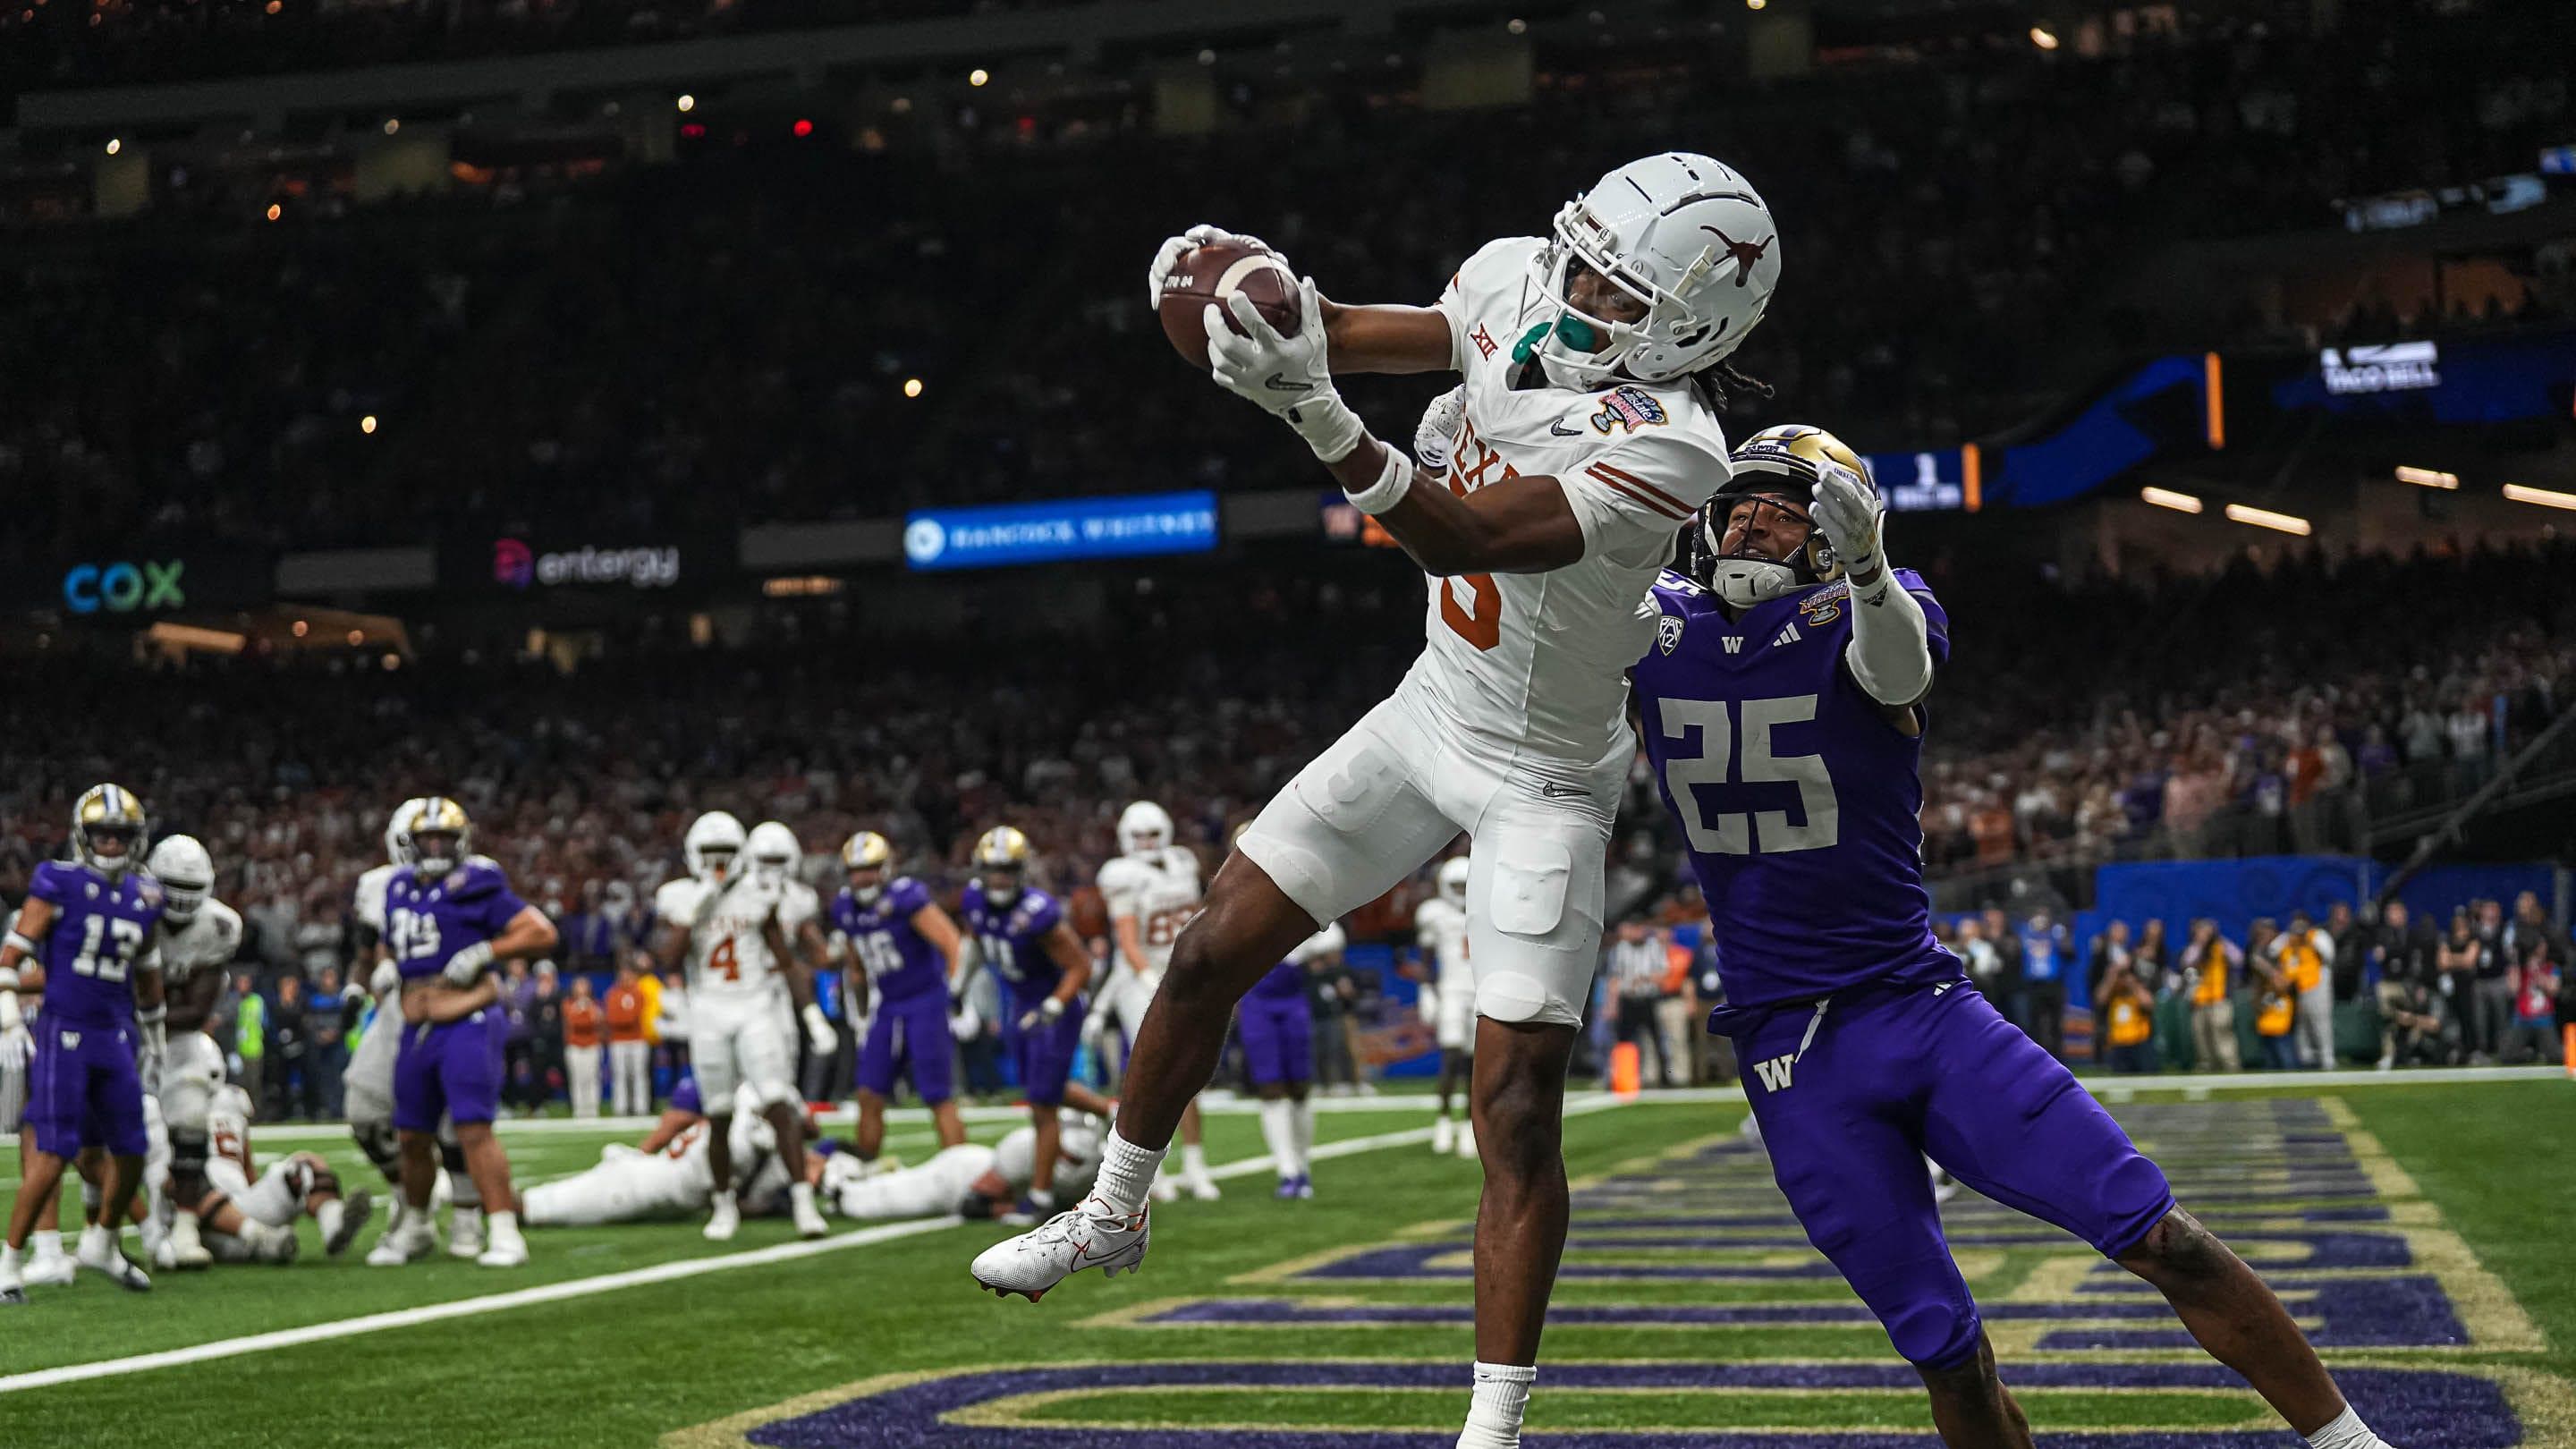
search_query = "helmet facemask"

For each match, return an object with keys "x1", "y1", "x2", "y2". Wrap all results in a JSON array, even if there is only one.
[{"x1": 1698, "y1": 487, "x2": 1839, "y2": 610}]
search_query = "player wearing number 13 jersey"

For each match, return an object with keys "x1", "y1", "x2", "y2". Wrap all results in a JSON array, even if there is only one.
[
  {"x1": 1631, "y1": 425, "x2": 2402, "y2": 1449},
  {"x1": 977, "y1": 152, "x2": 1781, "y2": 1448}
]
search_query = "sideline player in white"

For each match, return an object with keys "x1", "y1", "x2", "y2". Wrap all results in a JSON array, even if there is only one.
[
  {"x1": 652, "y1": 812, "x2": 833, "y2": 1241},
  {"x1": 140, "y1": 835, "x2": 240, "y2": 1271},
  {"x1": 1414, "y1": 855, "x2": 1477, "y2": 1159},
  {"x1": 826, "y1": 1110, "x2": 1105, "y2": 1225},
  {"x1": 977, "y1": 153, "x2": 1780, "y2": 1449},
  {"x1": 193, "y1": 1085, "x2": 373, "y2": 1261},
  {"x1": 1089, "y1": 801, "x2": 1218, "y2": 1201},
  {"x1": 521, "y1": 1082, "x2": 800, "y2": 1228},
  {"x1": 0, "y1": 919, "x2": 76, "y2": 1290}
]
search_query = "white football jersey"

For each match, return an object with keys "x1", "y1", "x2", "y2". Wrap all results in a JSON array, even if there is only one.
[
  {"x1": 1414, "y1": 897, "x2": 1472, "y2": 992},
  {"x1": 157, "y1": 898, "x2": 242, "y2": 985},
  {"x1": 1419, "y1": 235, "x2": 1734, "y2": 767},
  {"x1": 992, "y1": 1123, "x2": 1104, "y2": 1201},
  {"x1": 1097, "y1": 848, "x2": 1204, "y2": 973},
  {"x1": 353, "y1": 863, "x2": 398, "y2": 935},
  {"x1": 657, "y1": 876, "x2": 814, "y2": 1002}
]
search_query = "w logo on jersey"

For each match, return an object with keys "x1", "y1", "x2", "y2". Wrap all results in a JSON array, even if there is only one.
[{"x1": 1751, "y1": 1055, "x2": 1795, "y2": 1092}]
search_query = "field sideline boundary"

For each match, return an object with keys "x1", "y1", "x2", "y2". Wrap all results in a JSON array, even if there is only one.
[{"x1": 0, "y1": 1100, "x2": 1622, "y2": 1395}]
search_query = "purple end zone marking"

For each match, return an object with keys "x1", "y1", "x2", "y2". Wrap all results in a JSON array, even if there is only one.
[
  {"x1": 1295, "y1": 1242, "x2": 1844, "y2": 1282},
  {"x1": 2038, "y1": 1276, "x2": 2470, "y2": 1351},
  {"x1": 1552, "y1": 1232, "x2": 2406, "y2": 1268},
  {"x1": 1298, "y1": 1230, "x2": 2407, "y2": 1284},
  {"x1": 743, "y1": 1361, "x2": 2519, "y2": 1448}
]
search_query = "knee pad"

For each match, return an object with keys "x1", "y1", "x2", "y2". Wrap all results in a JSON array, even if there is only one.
[
  {"x1": 1885, "y1": 1300, "x2": 1984, "y2": 1371},
  {"x1": 353, "y1": 1121, "x2": 403, "y2": 1182},
  {"x1": 166, "y1": 1128, "x2": 210, "y2": 1182},
  {"x1": 439, "y1": 1139, "x2": 469, "y2": 1174}
]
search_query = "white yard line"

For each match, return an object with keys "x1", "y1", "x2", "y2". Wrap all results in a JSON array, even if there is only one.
[{"x1": 0, "y1": 1097, "x2": 1629, "y2": 1394}]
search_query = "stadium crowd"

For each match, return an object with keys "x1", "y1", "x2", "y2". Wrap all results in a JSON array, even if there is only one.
[{"x1": 4, "y1": 0, "x2": 2566, "y2": 574}]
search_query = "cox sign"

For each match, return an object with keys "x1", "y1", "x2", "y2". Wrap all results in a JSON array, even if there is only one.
[{"x1": 62, "y1": 560, "x2": 186, "y2": 614}]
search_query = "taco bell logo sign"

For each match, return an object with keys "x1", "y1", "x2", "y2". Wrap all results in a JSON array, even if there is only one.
[
  {"x1": 493, "y1": 538, "x2": 681, "y2": 590},
  {"x1": 2319, "y1": 342, "x2": 2439, "y2": 395}
]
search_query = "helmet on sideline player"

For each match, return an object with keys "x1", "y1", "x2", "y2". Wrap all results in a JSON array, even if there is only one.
[
  {"x1": 1116, "y1": 801, "x2": 1174, "y2": 858},
  {"x1": 841, "y1": 831, "x2": 894, "y2": 905},
  {"x1": 1695, "y1": 424, "x2": 1868, "y2": 610},
  {"x1": 148, "y1": 835, "x2": 216, "y2": 922},
  {"x1": 382, "y1": 797, "x2": 428, "y2": 867},
  {"x1": 1527, "y1": 152, "x2": 1781, "y2": 393},
  {"x1": 72, "y1": 783, "x2": 148, "y2": 879},
  {"x1": 1437, "y1": 856, "x2": 1470, "y2": 910},
  {"x1": 684, "y1": 811, "x2": 748, "y2": 883},
  {"x1": 747, "y1": 820, "x2": 801, "y2": 889},
  {"x1": 971, "y1": 826, "x2": 1034, "y2": 907},
  {"x1": 402, "y1": 798, "x2": 472, "y2": 880}
]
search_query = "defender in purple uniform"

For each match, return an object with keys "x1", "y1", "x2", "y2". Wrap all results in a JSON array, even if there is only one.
[
  {"x1": 1241, "y1": 922, "x2": 1330, "y2": 1200},
  {"x1": 0, "y1": 784, "x2": 166, "y2": 1300},
  {"x1": 961, "y1": 826, "x2": 1095, "y2": 1221},
  {"x1": 1632, "y1": 425, "x2": 2399, "y2": 1449},
  {"x1": 834, "y1": 831, "x2": 967, "y2": 1163},
  {"x1": 369, "y1": 798, "x2": 558, "y2": 1269}
]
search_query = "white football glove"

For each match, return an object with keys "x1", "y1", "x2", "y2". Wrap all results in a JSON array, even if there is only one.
[
  {"x1": 0, "y1": 1022, "x2": 32, "y2": 1072},
  {"x1": 801, "y1": 1003, "x2": 836, "y2": 1058},
  {"x1": 1811, "y1": 462, "x2": 1887, "y2": 585},
  {"x1": 1207, "y1": 280, "x2": 1367, "y2": 462},
  {"x1": 1148, "y1": 224, "x2": 1275, "y2": 309},
  {"x1": 1016, "y1": 996, "x2": 1066, "y2": 1037},
  {"x1": 1413, "y1": 385, "x2": 1466, "y2": 479},
  {"x1": 442, "y1": 940, "x2": 496, "y2": 987},
  {"x1": 1079, "y1": 1006, "x2": 1112, "y2": 1058}
]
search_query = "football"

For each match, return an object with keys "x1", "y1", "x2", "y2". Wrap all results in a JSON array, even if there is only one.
[{"x1": 1157, "y1": 240, "x2": 1301, "y2": 369}]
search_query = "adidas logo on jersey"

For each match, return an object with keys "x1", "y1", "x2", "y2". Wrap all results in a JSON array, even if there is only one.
[
  {"x1": 1769, "y1": 622, "x2": 1802, "y2": 649},
  {"x1": 1751, "y1": 1055, "x2": 1795, "y2": 1091}
]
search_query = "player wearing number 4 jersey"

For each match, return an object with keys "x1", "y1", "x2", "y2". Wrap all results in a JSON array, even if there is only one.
[
  {"x1": 975, "y1": 151, "x2": 1779, "y2": 1449},
  {"x1": 1632, "y1": 424, "x2": 2400, "y2": 1449}
]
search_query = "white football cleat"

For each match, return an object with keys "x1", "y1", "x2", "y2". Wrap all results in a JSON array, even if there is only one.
[
  {"x1": 367, "y1": 1209, "x2": 436, "y2": 1267},
  {"x1": 75, "y1": 1227, "x2": 152, "y2": 1292},
  {"x1": 789, "y1": 1184, "x2": 830, "y2": 1241},
  {"x1": 1148, "y1": 1174, "x2": 1180, "y2": 1204},
  {"x1": 250, "y1": 1221, "x2": 301, "y2": 1265},
  {"x1": 970, "y1": 1201, "x2": 1148, "y2": 1302},
  {"x1": 1456, "y1": 1117, "x2": 1479, "y2": 1161},
  {"x1": 22, "y1": 1249, "x2": 77, "y2": 1288},
  {"x1": 1185, "y1": 1173, "x2": 1221, "y2": 1202},
  {"x1": 447, "y1": 1208, "x2": 486, "y2": 1260},
  {"x1": 1430, "y1": 1116, "x2": 1456, "y2": 1154},
  {"x1": 166, "y1": 1211, "x2": 215, "y2": 1271},
  {"x1": 704, "y1": 1192, "x2": 741, "y2": 1242},
  {"x1": 477, "y1": 1216, "x2": 529, "y2": 1268}
]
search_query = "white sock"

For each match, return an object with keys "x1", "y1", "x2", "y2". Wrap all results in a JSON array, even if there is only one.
[
  {"x1": 317, "y1": 1200, "x2": 345, "y2": 1242},
  {"x1": 1026, "y1": 1187, "x2": 1055, "y2": 1212},
  {"x1": 1458, "y1": 1361, "x2": 1536, "y2": 1448},
  {"x1": 486, "y1": 1210, "x2": 520, "y2": 1240},
  {"x1": 2305, "y1": 1406, "x2": 2391, "y2": 1449},
  {"x1": 1, "y1": 1243, "x2": 21, "y2": 1284},
  {"x1": 30, "y1": 1229, "x2": 63, "y2": 1261},
  {"x1": 1181, "y1": 1142, "x2": 1211, "y2": 1181},
  {"x1": 712, "y1": 1189, "x2": 737, "y2": 1210},
  {"x1": 1090, "y1": 1129, "x2": 1168, "y2": 1216},
  {"x1": 789, "y1": 1181, "x2": 816, "y2": 1211},
  {"x1": 1258, "y1": 1099, "x2": 1298, "y2": 1177},
  {"x1": 1291, "y1": 1098, "x2": 1316, "y2": 1166}
]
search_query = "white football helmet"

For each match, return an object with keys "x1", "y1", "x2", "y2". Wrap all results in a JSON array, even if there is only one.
[
  {"x1": 148, "y1": 835, "x2": 216, "y2": 922},
  {"x1": 747, "y1": 820, "x2": 801, "y2": 888},
  {"x1": 382, "y1": 798, "x2": 428, "y2": 867},
  {"x1": 1437, "y1": 856, "x2": 1470, "y2": 910},
  {"x1": 1116, "y1": 801, "x2": 1174, "y2": 858},
  {"x1": 1527, "y1": 152, "x2": 1781, "y2": 391},
  {"x1": 685, "y1": 811, "x2": 748, "y2": 882}
]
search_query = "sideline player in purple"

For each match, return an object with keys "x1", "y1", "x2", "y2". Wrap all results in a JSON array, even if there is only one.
[
  {"x1": 1632, "y1": 423, "x2": 2400, "y2": 1449},
  {"x1": 834, "y1": 831, "x2": 966, "y2": 1164},
  {"x1": 0, "y1": 784, "x2": 165, "y2": 1300},
  {"x1": 958, "y1": 826, "x2": 1093, "y2": 1222},
  {"x1": 1240, "y1": 918, "x2": 1329, "y2": 1200},
  {"x1": 369, "y1": 797, "x2": 558, "y2": 1269}
]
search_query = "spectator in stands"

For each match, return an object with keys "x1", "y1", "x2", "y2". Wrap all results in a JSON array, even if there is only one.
[
  {"x1": 2087, "y1": 919, "x2": 2134, "y2": 1062},
  {"x1": 2095, "y1": 950, "x2": 2157, "y2": 1074},
  {"x1": 1306, "y1": 933, "x2": 1361, "y2": 1097},
  {"x1": 1657, "y1": 929, "x2": 1699, "y2": 1089},
  {"x1": 2249, "y1": 919, "x2": 2301, "y2": 1072},
  {"x1": 2182, "y1": 919, "x2": 2242, "y2": 1072},
  {"x1": 305, "y1": 964, "x2": 350, "y2": 1121},
  {"x1": 606, "y1": 954, "x2": 651, "y2": 1115},
  {"x1": 1605, "y1": 919, "x2": 1674, "y2": 1090},
  {"x1": 563, "y1": 974, "x2": 606, "y2": 1117},
  {"x1": 500, "y1": 958, "x2": 539, "y2": 1114},
  {"x1": 2133, "y1": 918, "x2": 2171, "y2": 996},
  {"x1": 1980, "y1": 908, "x2": 2026, "y2": 1033},
  {"x1": 2506, "y1": 930, "x2": 2563, "y2": 1066},
  {"x1": 232, "y1": 970, "x2": 265, "y2": 1106},
  {"x1": 2437, "y1": 910, "x2": 2492, "y2": 1056},
  {"x1": 2019, "y1": 911, "x2": 2071, "y2": 1060},
  {"x1": 2471, "y1": 898, "x2": 2514, "y2": 1062},
  {"x1": 529, "y1": 965, "x2": 565, "y2": 1110},
  {"x1": 2326, "y1": 902, "x2": 2369, "y2": 1004},
  {"x1": 269, "y1": 973, "x2": 309, "y2": 1120},
  {"x1": 2374, "y1": 902, "x2": 2437, "y2": 1069},
  {"x1": 2278, "y1": 910, "x2": 2336, "y2": 1070},
  {"x1": 2382, "y1": 970, "x2": 2461, "y2": 1068}
]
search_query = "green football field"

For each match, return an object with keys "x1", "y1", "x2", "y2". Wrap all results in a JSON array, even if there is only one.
[{"x1": 1, "y1": 1076, "x2": 2570, "y2": 1447}]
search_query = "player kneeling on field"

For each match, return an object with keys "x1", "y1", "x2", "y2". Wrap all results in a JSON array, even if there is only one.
[
  {"x1": 1631, "y1": 422, "x2": 2402, "y2": 1449},
  {"x1": 182, "y1": 1086, "x2": 373, "y2": 1264}
]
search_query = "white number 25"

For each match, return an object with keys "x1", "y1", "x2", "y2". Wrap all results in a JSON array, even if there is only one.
[{"x1": 1659, "y1": 694, "x2": 1841, "y2": 855}]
